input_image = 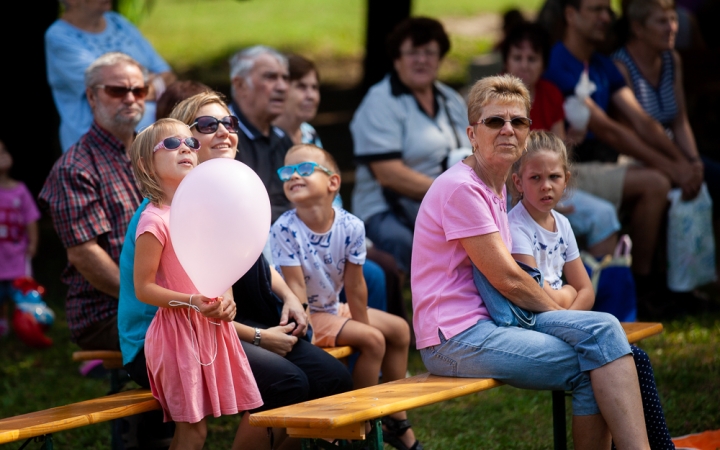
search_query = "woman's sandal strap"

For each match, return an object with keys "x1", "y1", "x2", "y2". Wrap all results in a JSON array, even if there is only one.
[{"x1": 381, "y1": 416, "x2": 412, "y2": 436}]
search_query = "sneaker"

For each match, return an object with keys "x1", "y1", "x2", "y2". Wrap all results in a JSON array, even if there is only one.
[
  {"x1": 614, "y1": 234, "x2": 632, "y2": 258},
  {"x1": 80, "y1": 359, "x2": 107, "y2": 378}
]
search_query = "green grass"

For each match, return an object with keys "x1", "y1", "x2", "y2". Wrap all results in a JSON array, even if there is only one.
[
  {"x1": 1, "y1": 285, "x2": 718, "y2": 449},
  {"x1": 136, "y1": 0, "x2": 543, "y2": 85}
]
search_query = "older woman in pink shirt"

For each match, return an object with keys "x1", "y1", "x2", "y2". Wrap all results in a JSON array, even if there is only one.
[{"x1": 411, "y1": 74, "x2": 651, "y2": 450}]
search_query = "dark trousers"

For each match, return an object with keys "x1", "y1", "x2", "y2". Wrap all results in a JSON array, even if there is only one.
[
  {"x1": 242, "y1": 337, "x2": 353, "y2": 412},
  {"x1": 75, "y1": 314, "x2": 120, "y2": 350}
]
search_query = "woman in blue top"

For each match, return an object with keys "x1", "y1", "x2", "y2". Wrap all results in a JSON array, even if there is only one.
[
  {"x1": 613, "y1": 0, "x2": 720, "y2": 219},
  {"x1": 45, "y1": 0, "x2": 176, "y2": 151}
]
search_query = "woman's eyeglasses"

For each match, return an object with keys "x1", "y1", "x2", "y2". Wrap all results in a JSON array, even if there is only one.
[
  {"x1": 153, "y1": 137, "x2": 201, "y2": 152},
  {"x1": 277, "y1": 162, "x2": 333, "y2": 181},
  {"x1": 95, "y1": 85, "x2": 149, "y2": 99},
  {"x1": 190, "y1": 116, "x2": 240, "y2": 134},
  {"x1": 476, "y1": 116, "x2": 532, "y2": 130}
]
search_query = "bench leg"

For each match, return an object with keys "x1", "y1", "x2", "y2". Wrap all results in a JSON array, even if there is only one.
[
  {"x1": 299, "y1": 418, "x2": 383, "y2": 449},
  {"x1": 17, "y1": 435, "x2": 53, "y2": 450},
  {"x1": 552, "y1": 390, "x2": 567, "y2": 450}
]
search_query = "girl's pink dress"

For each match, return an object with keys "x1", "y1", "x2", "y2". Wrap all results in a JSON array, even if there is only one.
[{"x1": 137, "y1": 204, "x2": 262, "y2": 423}]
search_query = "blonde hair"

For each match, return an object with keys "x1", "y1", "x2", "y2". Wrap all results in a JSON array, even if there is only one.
[
  {"x1": 130, "y1": 118, "x2": 190, "y2": 206},
  {"x1": 169, "y1": 91, "x2": 232, "y2": 127},
  {"x1": 286, "y1": 144, "x2": 340, "y2": 175},
  {"x1": 467, "y1": 74, "x2": 531, "y2": 126},
  {"x1": 509, "y1": 130, "x2": 573, "y2": 205}
]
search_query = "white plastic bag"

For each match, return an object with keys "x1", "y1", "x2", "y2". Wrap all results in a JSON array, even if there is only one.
[
  {"x1": 666, "y1": 183, "x2": 717, "y2": 291},
  {"x1": 563, "y1": 68, "x2": 596, "y2": 131}
]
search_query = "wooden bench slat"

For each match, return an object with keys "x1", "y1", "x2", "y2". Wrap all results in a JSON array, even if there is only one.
[
  {"x1": 623, "y1": 322, "x2": 663, "y2": 344},
  {"x1": 250, "y1": 373, "x2": 503, "y2": 430},
  {"x1": 321, "y1": 346, "x2": 354, "y2": 359},
  {"x1": 288, "y1": 423, "x2": 366, "y2": 440},
  {"x1": 0, "y1": 390, "x2": 158, "y2": 445}
]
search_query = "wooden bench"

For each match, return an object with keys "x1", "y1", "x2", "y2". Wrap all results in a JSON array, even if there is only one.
[
  {"x1": 0, "y1": 346, "x2": 354, "y2": 449},
  {"x1": 0, "y1": 390, "x2": 159, "y2": 449},
  {"x1": 250, "y1": 322, "x2": 664, "y2": 450}
]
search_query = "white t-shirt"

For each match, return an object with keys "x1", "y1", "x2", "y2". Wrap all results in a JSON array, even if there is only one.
[
  {"x1": 350, "y1": 73, "x2": 470, "y2": 221},
  {"x1": 270, "y1": 207, "x2": 366, "y2": 314},
  {"x1": 508, "y1": 202, "x2": 580, "y2": 289}
]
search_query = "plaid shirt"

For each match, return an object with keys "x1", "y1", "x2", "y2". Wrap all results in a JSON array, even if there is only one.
[{"x1": 39, "y1": 122, "x2": 141, "y2": 341}]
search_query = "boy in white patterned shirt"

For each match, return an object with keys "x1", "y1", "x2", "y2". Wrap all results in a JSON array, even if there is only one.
[{"x1": 270, "y1": 144, "x2": 421, "y2": 450}]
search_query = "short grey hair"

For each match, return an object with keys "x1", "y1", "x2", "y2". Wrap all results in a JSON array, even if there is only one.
[
  {"x1": 228, "y1": 45, "x2": 288, "y2": 89},
  {"x1": 84, "y1": 52, "x2": 146, "y2": 89}
]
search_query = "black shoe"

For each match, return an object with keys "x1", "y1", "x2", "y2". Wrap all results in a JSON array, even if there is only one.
[{"x1": 381, "y1": 416, "x2": 423, "y2": 450}]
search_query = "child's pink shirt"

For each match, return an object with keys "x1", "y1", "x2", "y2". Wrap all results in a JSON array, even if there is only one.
[
  {"x1": 137, "y1": 203, "x2": 262, "y2": 423},
  {"x1": 0, "y1": 182, "x2": 40, "y2": 280},
  {"x1": 411, "y1": 162, "x2": 511, "y2": 349}
]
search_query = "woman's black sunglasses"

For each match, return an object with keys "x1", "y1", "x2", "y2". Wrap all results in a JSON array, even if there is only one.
[
  {"x1": 476, "y1": 116, "x2": 532, "y2": 130},
  {"x1": 190, "y1": 115, "x2": 240, "y2": 134}
]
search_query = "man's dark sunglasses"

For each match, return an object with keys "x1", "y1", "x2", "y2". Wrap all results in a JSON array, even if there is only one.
[
  {"x1": 96, "y1": 85, "x2": 149, "y2": 99},
  {"x1": 190, "y1": 115, "x2": 240, "y2": 134}
]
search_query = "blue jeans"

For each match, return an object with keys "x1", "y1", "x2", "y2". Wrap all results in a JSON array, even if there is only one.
[
  {"x1": 563, "y1": 189, "x2": 622, "y2": 247},
  {"x1": 472, "y1": 261, "x2": 540, "y2": 327},
  {"x1": 420, "y1": 312, "x2": 631, "y2": 416}
]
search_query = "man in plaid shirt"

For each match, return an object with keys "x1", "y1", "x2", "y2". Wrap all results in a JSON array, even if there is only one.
[{"x1": 39, "y1": 53, "x2": 145, "y2": 350}]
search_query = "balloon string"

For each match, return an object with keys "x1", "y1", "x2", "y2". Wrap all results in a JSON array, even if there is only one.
[{"x1": 169, "y1": 299, "x2": 220, "y2": 366}]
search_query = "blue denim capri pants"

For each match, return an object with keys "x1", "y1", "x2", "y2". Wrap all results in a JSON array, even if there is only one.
[{"x1": 420, "y1": 311, "x2": 632, "y2": 416}]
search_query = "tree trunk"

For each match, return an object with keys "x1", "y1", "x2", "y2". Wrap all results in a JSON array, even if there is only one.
[{"x1": 361, "y1": 0, "x2": 412, "y2": 92}]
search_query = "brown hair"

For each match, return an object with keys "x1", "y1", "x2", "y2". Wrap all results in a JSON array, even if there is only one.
[
  {"x1": 386, "y1": 17, "x2": 451, "y2": 60},
  {"x1": 287, "y1": 54, "x2": 319, "y2": 83},
  {"x1": 130, "y1": 118, "x2": 190, "y2": 206},
  {"x1": 467, "y1": 74, "x2": 531, "y2": 125},
  {"x1": 509, "y1": 130, "x2": 573, "y2": 204},
  {"x1": 155, "y1": 80, "x2": 211, "y2": 120}
]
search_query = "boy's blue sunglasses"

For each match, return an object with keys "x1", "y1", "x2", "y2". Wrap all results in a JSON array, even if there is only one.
[{"x1": 277, "y1": 162, "x2": 333, "y2": 181}]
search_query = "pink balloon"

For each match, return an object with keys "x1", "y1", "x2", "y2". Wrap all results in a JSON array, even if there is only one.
[{"x1": 170, "y1": 159, "x2": 270, "y2": 298}]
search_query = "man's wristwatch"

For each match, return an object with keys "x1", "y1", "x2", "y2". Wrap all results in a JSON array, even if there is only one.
[{"x1": 253, "y1": 327, "x2": 262, "y2": 346}]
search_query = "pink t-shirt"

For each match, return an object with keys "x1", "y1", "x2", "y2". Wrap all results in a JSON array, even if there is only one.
[
  {"x1": 136, "y1": 203, "x2": 197, "y2": 294},
  {"x1": 411, "y1": 162, "x2": 512, "y2": 349},
  {"x1": 0, "y1": 182, "x2": 40, "y2": 280}
]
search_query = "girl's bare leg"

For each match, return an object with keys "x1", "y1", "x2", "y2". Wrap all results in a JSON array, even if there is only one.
[
  {"x1": 232, "y1": 413, "x2": 299, "y2": 450},
  {"x1": 171, "y1": 419, "x2": 207, "y2": 450}
]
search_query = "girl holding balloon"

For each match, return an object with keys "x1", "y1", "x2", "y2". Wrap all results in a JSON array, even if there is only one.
[{"x1": 130, "y1": 118, "x2": 262, "y2": 449}]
